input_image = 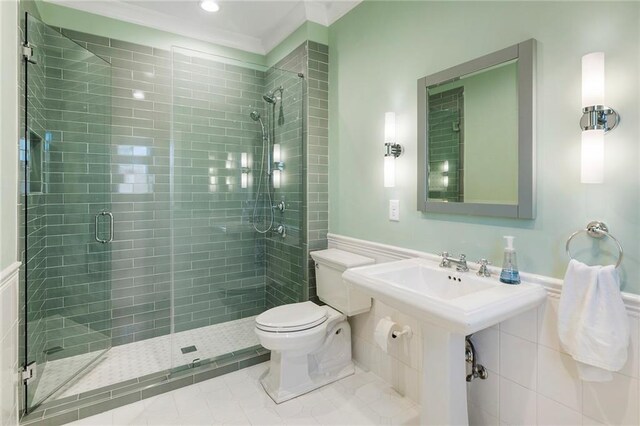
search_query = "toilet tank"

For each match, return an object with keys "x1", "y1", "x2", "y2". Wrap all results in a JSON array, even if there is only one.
[{"x1": 310, "y1": 249, "x2": 375, "y2": 316}]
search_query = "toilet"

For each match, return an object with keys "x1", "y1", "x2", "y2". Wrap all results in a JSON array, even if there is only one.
[{"x1": 255, "y1": 248, "x2": 375, "y2": 403}]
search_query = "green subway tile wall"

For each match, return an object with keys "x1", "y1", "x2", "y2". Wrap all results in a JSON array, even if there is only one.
[
  {"x1": 261, "y1": 41, "x2": 329, "y2": 307},
  {"x1": 306, "y1": 41, "x2": 330, "y2": 303},
  {"x1": 170, "y1": 47, "x2": 277, "y2": 333},
  {"x1": 264, "y1": 47, "x2": 306, "y2": 308}
]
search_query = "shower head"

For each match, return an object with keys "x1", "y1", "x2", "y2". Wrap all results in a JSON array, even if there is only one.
[
  {"x1": 263, "y1": 92, "x2": 277, "y2": 104},
  {"x1": 250, "y1": 110, "x2": 267, "y2": 139},
  {"x1": 263, "y1": 86, "x2": 283, "y2": 104}
]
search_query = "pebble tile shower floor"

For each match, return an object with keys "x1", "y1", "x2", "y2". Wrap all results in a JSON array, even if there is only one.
[
  {"x1": 36, "y1": 316, "x2": 258, "y2": 402},
  {"x1": 66, "y1": 363, "x2": 420, "y2": 426}
]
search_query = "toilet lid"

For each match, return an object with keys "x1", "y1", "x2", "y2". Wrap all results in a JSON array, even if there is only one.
[{"x1": 255, "y1": 301, "x2": 327, "y2": 332}]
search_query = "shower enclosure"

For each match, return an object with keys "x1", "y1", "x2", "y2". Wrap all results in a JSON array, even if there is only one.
[{"x1": 20, "y1": 13, "x2": 306, "y2": 417}]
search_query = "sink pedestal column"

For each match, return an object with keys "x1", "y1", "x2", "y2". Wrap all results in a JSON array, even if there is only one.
[{"x1": 421, "y1": 322, "x2": 468, "y2": 425}]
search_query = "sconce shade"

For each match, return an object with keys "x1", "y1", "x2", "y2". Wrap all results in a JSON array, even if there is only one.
[
  {"x1": 384, "y1": 155, "x2": 395, "y2": 188},
  {"x1": 273, "y1": 169, "x2": 281, "y2": 189},
  {"x1": 582, "y1": 52, "x2": 604, "y2": 108},
  {"x1": 240, "y1": 152, "x2": 249, "y2": 188},
  {"x1": 581, "y1": 129, "x2": 604, "y2": 184},
  {"x1": 384, "y1": 112, "x2": 396, "y2": 143},
  {"x1": 273, "y1": 144, "x2": 281, "y2": 163}
]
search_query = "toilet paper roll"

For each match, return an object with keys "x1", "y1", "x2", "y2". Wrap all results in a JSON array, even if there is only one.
[{"x1": 374, "y1": 317, "x2": 400, "y2": 353}]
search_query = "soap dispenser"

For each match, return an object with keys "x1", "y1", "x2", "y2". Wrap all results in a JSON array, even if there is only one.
[{"x1": 499, "y1": 236, "x2": 521, "y2": 284}]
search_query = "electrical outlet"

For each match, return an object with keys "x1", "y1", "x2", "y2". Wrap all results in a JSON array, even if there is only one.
[{"x1": 389, "y1": 200, "x2": 400, "y2": 221}]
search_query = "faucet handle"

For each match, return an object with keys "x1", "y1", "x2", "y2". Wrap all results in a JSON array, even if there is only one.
[
  {"x1": 456, "y1": 254, "x2": 469, "y2": 272},
  {"x1": 476, "y1": 259, "x2": 492, "y2": 277},
  {"x1": 439, "y1": 252, "x2": 450, "y2": 268}
]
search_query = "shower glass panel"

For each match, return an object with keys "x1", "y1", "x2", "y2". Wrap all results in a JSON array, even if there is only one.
[
  {"x1": 22, "y1": 13, "x2": 112, "y2": 412},
  {"x1": 170, "y1": 47, "x2": 305, "y2": 366}
]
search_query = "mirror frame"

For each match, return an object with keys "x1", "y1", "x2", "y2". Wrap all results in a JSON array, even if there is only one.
[{"x1": 417, "y1": 39, "x2": 536, "y2": 219}]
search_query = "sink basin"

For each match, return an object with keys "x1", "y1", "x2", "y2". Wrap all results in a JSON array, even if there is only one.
[
  {"x1": 343, "y1": 257, "x2": 546, "y2": 335},
  {"x1": 342, "y1": 257, "x2": 547, "y2": 425}
]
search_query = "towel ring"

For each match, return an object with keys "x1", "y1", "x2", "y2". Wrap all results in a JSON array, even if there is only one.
[{"x1": 565, "y1": 221, "x2": 623, "y2": 268}]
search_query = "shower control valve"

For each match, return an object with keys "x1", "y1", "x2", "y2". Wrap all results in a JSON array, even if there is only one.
[
  {"x1": 276, "y1": 225, "x2": 286, "y2": 238},
  {"x1": 273, "y1": 201, "x2": 286, "y2": 212}
]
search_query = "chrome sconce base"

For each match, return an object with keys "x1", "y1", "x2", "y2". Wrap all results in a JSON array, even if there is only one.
[
  {"x1": 580, "y1": 105, "x2": 619, "y2": 132},
  {"x1": 384, "y1": 142, "x2": 403, "y2": 158},
  {"x1": 273, "y1": 161, "x2": 285, "y2": 171}
]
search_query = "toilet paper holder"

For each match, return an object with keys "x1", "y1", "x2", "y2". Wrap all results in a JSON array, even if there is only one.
[{"x1": 391, "y1": 325, "x2": 413, "y2": 339}]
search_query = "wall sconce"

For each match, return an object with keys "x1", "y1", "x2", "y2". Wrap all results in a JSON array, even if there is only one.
[
  {"x1": 580, "y1": 52, "x2": 619, "y2": 184},
  {"x1": 442, "y1": 160, "x2": 449, "y2": 188},
  {"x1": 384, "y1": 112, "x2": 403, "y2": 188},
  {"x1": 272, "y1": 143, "x2": 284, "y2": 189},
  {"x1": 240, "y1": 152, "x2": 249, "y2": 189}
]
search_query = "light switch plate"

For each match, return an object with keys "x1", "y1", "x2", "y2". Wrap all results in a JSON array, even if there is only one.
[{"x1": 389, "y1": 200, "x2": 400, "y2": 221}]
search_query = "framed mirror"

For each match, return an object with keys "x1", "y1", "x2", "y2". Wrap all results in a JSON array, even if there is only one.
[{"x1": 417, "y1": 39, "x2": 536, "y2": 219}]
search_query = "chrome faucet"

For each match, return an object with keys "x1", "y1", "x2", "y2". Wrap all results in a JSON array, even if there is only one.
[{"x1": 439, "y1": 252, "x2": 469, "y2": 272}]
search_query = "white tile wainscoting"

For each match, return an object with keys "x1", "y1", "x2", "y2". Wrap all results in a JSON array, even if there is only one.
[
  {"x1": 0, "y1": 262, "x2": 21, "y2": 426},
  {"x1": 328, "y1": 233, "x2": 640, "y2": 426}
]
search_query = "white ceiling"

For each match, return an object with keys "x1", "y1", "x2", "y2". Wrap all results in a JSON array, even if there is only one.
[{"x1": 44, "y1": 0, "x2": 361, "y2": 54}]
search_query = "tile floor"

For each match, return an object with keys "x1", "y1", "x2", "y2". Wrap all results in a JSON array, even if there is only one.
[
  {"x1": 66, "y1": 362, "x2": 420, "y2": 426},
  {"x1": 36, "y1": 316, "x2": 259, "y2": 402}
]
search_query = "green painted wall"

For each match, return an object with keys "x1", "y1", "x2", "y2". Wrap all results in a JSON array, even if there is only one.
[
  {"x1": 328, "y1": 1, "x2": 640, "y2": 293},
  {"x1": 0, "y1": 0, "x2": 20, "y2": 270},
  {"x1": 37, "y1": 2, "x2": 265, "y2": 65}
]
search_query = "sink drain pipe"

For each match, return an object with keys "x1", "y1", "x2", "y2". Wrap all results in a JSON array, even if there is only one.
[{"x1": 465, "y1": 336, "x2": 488, "y2": 382}]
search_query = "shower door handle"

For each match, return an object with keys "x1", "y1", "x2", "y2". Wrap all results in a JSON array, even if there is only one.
[
  {"x1": 95, "y1": 211, "x2": 114, "y2": 244},
  {"x1": 105, "y1": 212, "x2": 114, "y2": 243}
]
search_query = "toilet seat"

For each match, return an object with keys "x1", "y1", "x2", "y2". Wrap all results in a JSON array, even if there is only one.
[{"x1": 255, "y1": 301, "x2": 328, "y2": 333}]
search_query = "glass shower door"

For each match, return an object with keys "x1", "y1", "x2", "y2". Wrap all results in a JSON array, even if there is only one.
[
  {"x1": 23, "y1": 13, "x2": 112, "y2": 412},
  {"x1": 170, "y1": 47, "x2": 305, "y2": 370}
]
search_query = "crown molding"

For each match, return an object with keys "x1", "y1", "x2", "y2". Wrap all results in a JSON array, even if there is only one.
[
  {"x1": 324, "y1": 0, "x2": 361, "y2": 25},
  {"x1": 261, "y1": 1, "x2": 309, "y2": 54},
  {"x1": 43, "y1": 0, "x2": 361, "y2": 55}
]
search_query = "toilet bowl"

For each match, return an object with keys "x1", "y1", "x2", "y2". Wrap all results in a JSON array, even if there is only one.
[
  {"x1": 254, "y1": 249, "x2": 375, "y2": 403},
  {"x1": 255, "y1": 301, "x2": 353, "y2": 403}
]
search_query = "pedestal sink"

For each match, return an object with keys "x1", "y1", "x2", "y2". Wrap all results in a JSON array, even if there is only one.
[{"x1": 342, "y1": 257, "x2": 546, "y2": 426}]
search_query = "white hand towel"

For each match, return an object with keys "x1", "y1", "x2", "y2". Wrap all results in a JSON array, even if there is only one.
[{"x1": 558, "y1": 259, "x2": 629, "y2": 382}]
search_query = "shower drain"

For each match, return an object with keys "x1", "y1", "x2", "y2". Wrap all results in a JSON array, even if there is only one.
[{"x1": 180, "y1": 345, "x2": 198, "y2": 354}]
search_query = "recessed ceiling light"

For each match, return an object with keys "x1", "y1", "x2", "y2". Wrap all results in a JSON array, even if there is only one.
[
  {"x1": 132, "y1": 90, "x2": 145, "y2": 100},
  {"x1": 199, "y1": 0, "x2": 220, "y2": 13}
]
